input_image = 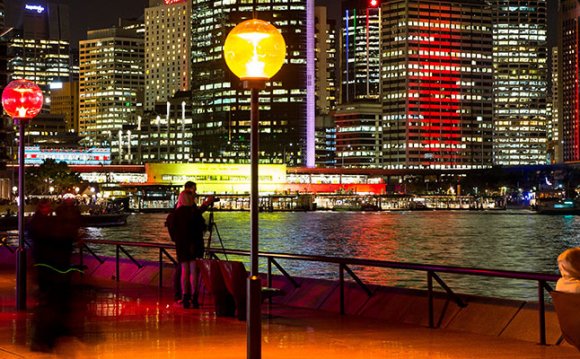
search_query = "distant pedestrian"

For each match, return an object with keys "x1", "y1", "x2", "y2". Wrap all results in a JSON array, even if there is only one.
[
  {"x1": 556, "y1": 247, "x2": 580, "y2": 294},
  {"x1": 171, "y1": 183, "x2": 214, "y2": 308},
  {"x1": 29, "y1": 195, "x2": 83, "y2": 353}
]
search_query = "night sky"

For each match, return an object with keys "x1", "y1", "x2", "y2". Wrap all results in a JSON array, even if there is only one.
[
  {"x1": 6, "y1": 0, "x2": 557, "y2": 49},
  {"x1": 6, "y1": 0, "x2": 148, "y2": 46}
]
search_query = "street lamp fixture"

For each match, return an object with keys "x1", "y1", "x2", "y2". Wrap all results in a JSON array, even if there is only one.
[
  {"x1": 224, "y1": 18, "x2": 286, "y2": 359},
  {"x1": 1, "y1": 79, "x2": 44, "y2": 311}
]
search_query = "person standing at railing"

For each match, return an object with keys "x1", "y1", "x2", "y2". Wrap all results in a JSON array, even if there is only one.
[
  {"x1": 171, "y1": 183, "x2": 214, "y2": 308},
  {"x1": 556, "y1": 247, "x2": 580, "y2": 294}
]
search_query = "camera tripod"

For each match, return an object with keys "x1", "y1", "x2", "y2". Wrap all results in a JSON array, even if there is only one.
[{"x1": 205, "y1": 204, "x2": 228, "y2": 260}]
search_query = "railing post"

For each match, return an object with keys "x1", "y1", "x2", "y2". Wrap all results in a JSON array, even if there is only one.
[
  {"x1": 339, "y1": 263, "x2": 345, "y2": 315},
  {"x1": 538, "y1": 280, "x2": 546, "y2": 345},
  {"x1": 267, "y1": 257, "x2": 272, "y2": 288},
  {"x1": 159, "y1": 248, "x2": 163, "y2": 291},
  {"x1": 79, "y1": 242, "x2": 84, "y2": 276},
  {"x1": 116, "y1": 245, "x2": 120, "y2": 282},
  {"x1": 427, "y1": 271, "x2": 434, "y2": 329}
]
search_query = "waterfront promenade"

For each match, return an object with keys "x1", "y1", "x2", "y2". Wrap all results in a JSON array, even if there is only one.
[{"x1": 0, "y1": 271, "x2": 578, "y2": 358}]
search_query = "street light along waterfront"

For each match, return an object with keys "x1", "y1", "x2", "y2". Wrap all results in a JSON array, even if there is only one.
[
  {"x1": 224, "y1": 17, "x2": 286, "y2": 359},
  {"x1": 1, "y1": 79, "x2": 44, "y2": 311}
]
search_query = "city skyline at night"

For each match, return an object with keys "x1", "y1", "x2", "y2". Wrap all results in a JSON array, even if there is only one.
[{"x1": 0, "y1": 0, "x2": 572, "y2": 171}]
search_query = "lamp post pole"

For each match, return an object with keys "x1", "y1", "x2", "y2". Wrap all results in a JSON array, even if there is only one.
[
  {"x1": 2, "y1": 79, "x2": 43, "y2": 312},
  {"x1": 247, "y1": 82, "x2": 264, "y2": 359},
  {"x1": 223, "y1": 19, "x2": 285, "y2": 359},
  {"x1": 16, "y1": 119, "x2": 26, "y2": 311}
]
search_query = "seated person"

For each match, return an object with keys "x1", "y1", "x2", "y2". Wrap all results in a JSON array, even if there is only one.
[{"x1": 556, "y1": 247, "x2": 580, "y2": 294}]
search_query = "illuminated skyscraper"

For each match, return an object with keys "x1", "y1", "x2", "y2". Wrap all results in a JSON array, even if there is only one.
[
  {"x1": 189, "y1": 0, "x2": 314, "y2": 166},
  {"x1": 341, "y1": 0, "x2": 381, "y2": 104},
  {"x1": 78, "y1": 20, "x2": 144, "y2": 162},
  {"x1": 144, "y1": 0, "x2": 192, "y2": 111},
  {"x1": 549, "y1": 46, "x2": 562, "y2": 163},
  {"x1": 50, "y1": 81, "x2": 79, "y2": 133},
  {"x1": 7, "y1": 2, "x2": 71, "y2": 109},
  {"x1": 381, "y1": 0, "x2": 493, "y2": 169},
  {"x1": 315, "y1": 6, "x2": 337, "y2": 116},
  {"x1": 491, "y1": 0, "x2": 548, "y2": 165},
  {"x1": 561, "y1": 0, "x2": 580, "y2": 162}
]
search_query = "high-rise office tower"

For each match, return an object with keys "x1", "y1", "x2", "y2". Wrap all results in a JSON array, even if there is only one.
[
  {"x1": 335, "y1": 103, "x2": 382, "y2": 167},
  {"x1": 144, "y1": 0, "x2": 192, "y2": 111},
  {"x1": 7, "y1": 2, "x2": 71, "y2": 109},
  {"x1": 491, "y1": 0, "x2": 548, "y2": 165},
  {"x1": 189, "y1": 0, "x2": 314, "y2": 166},
  {"x1": 561, "y1": 0, "x2": 580, "y2": 162},
  {"x1": 381, "y1": 0, "x2": 493, "y2": 169},
  {"x1": 50, "y1": 81, "x2": 79, "y2": 133},
  {"x1": 315, "y1": 6, "x2": 338, "y2": 116},
  {"x1": 549, "y1": 47, "x2": 561, "y2": 164},
  {"x1": 340, "y1": 0, "x2": 381, "y2": 104},
  {"x1": 78, "y1": 20, "x2": 144, "y2": 162}
]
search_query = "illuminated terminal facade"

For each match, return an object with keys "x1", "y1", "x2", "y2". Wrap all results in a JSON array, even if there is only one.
[
  {"x1": 381, "y1": 0, "x2": 494, "y2": 170},
  {"x1": 491, "y1": 0, "x2": 548, "y2": 165},
  {"x1": 144, "y1": 0, "x2": 192, "y2": 111},
  {"x1": 78, "y1": 20, "x2": 144, "y2": 162}
]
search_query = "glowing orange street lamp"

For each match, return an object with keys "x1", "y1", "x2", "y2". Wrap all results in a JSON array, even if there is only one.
[
  {"x1": 1, "y1": 79, "x2": 44, "y2": 311},
  {"x1": 224, "y1": 19, "x2": 285, "y2": 359}
]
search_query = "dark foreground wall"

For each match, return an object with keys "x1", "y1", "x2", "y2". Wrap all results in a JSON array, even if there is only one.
[{"x1": 0, "y1": 247, "x2": 568, "y2": 347}]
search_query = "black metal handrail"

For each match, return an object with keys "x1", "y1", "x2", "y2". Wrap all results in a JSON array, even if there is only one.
[{"x1": 76, "y1": 239, "x2": 559, "y2": 345}]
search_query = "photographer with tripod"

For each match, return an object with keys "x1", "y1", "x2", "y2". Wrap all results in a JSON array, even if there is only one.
[{"x1": 169, "y1": 182, "x2": 216, "y2": 309}]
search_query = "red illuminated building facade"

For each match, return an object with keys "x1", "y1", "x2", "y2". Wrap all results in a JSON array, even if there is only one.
[
  {"x1": 381, "y1": 0, "x2": 493, "y2": 169},
  {"x1": 561, "y1": 0, "x2": 580, "y2": 162}
]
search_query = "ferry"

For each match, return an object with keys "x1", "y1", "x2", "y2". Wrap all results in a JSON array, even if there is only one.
[{"x1": 536, "y1": 199, "x2": 580, "y2": 215}]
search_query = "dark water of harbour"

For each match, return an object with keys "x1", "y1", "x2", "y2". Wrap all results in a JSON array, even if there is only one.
[{"x1": 82, "y1": 210, "x2": 580, "y2": 301}]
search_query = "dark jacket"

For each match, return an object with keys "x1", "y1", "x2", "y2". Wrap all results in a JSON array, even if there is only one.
[{"x1": 172, "y1": 204, "x2": 207, "y2": 261}]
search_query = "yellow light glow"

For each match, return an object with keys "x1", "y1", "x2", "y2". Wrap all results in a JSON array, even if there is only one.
[{"x1": 223, "y1": 19, "x2": 286, "y2": 81}]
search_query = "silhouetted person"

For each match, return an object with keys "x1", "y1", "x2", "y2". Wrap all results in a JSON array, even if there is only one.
[
  {"x1": 171, "y1": 184, "x2": 214, "y2": 308},
  {"x1": 557, "y1": 247, "x2": 580, "y2": 294},
  {"x1": 29, "y1": 196, "x2": 82, "y2": 353}
]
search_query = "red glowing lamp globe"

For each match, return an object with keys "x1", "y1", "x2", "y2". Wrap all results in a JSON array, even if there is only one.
[{"x1": 1, "y1": 79, "x2": 43, "y2": 120}]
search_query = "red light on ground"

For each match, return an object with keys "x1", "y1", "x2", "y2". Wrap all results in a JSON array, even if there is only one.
[
  {"x1": 369, "y1": 0, "x2": 379, "y2": 8},
  {"x1": 1, "y1": 79, "x2": 43, "y2": 120}
]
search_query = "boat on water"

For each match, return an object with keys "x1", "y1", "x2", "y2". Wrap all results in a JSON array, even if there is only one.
[
  {"x1": 536, "y1": 199, "x2": 580, "y2": 215},
  {"x1": 0, "y1": 212, "x2": 129, "y2": 231}
]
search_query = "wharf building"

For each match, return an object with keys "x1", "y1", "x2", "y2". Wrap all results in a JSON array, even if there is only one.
[
  {"x1": 381, "y1": 0, "x2": 494, "y2": 170},
  {"x1": 5, "y1": 2, "x2": 71, "y2": 111},
  {"x1": 491, "y1": 0, "x2": 548, "y2": 165},
  {"x1": 78, "y1": 19, "x2": 144, "y2": 163}
]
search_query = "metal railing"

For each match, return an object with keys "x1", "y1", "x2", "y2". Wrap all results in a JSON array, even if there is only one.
[{"x1": 72, "y1": 240, "x2": 560, "y2": 345}]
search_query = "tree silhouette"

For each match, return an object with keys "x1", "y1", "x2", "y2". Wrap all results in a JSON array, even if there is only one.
[{"x1": 25, "y1": 159, "x2": 84, "y2": 195}]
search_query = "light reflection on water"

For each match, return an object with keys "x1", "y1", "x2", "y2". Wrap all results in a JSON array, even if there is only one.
[{"x1": 83, "y1": 211, "x2": 580, "y2": 301}]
